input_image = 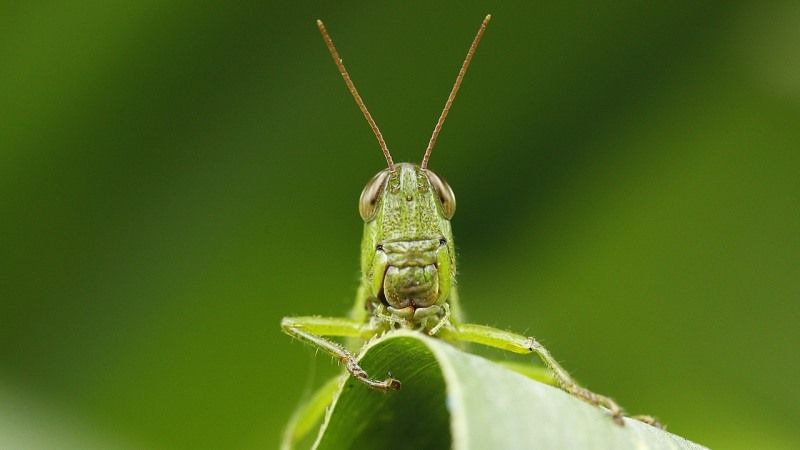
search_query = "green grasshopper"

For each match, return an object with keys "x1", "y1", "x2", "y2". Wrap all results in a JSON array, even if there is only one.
[{"x1": 281, "y1": 15, "x2": 659, "y2": 447}]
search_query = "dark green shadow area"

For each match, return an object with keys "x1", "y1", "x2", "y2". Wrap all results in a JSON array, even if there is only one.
[{"x1": 316, "y1": 337, "x2": 450, "y2": 450}]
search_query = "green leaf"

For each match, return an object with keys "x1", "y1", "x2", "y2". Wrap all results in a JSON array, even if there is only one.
[{"x1": 313, "y1": 330, "x2": 706, "y2": 450}]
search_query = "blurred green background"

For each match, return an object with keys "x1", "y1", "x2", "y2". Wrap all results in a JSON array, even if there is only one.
[{"x1": 2, "y1": 2, "x2": 799, "y2": 449}]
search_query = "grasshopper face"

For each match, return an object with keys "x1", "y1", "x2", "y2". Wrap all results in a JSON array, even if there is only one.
[
  {"x1": 359, "y1": 163, "x2": 456, "y2": 318},
  {"x1": 312, "y1": 16, "x2": 487, "y2": 325}
]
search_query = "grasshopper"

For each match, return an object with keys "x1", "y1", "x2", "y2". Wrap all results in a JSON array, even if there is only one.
[{"x1": 281, "y1": 15, "x2": 659, "y2": 447}]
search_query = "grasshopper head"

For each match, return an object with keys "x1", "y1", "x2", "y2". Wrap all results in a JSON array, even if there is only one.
[
  {"x1": 316, "y1": 14, "x2": 490, "y2": 321},
  {"x1": 360, "y1": 163, "x2": 456, "y2": 313}
]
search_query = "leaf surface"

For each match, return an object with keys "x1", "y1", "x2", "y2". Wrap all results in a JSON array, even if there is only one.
[{"x1": 314, "y1": 331, "x2": 706, "y2": 450}]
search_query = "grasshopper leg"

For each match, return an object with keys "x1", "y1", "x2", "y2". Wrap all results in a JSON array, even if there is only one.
[
  {"x1": 631, "y1": 415, "x2": 664, "y2": 429},
  {"x1": 439, "y1": 322, "x2": 626, "y2": 425},
  {"x1": 427, "y1": 303, "x2": 451, "y2": 336},
  {"x1": 281, "y1": 316, "x2": 401, "y2": 391}
]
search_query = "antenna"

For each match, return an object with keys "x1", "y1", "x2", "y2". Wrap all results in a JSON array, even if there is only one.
[
  {"x1": 316, "y1": 20, "x2": 394, "y2": 169},
  {"x1": 421, "y1": 14, "x2": 491, "y2": 170}
]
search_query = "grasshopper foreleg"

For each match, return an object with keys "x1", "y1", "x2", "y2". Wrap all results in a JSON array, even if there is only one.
[
  {"x1": 439, "y1": 323, "x2": 627, "y2": 425},
  {"x1": 281, "y1": 316, "x2": 401, "y2": 391},
  {"x1": 427, "y1": 303, "x2": 451, "y2": 336}
]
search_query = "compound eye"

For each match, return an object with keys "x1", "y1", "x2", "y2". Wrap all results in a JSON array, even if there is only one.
[
  {"x1": 425, "y1": 170, "x2": 456, "y2": 219},
  {"x1": 359, "y1": 170, "x2": 390, "y2": 221}
]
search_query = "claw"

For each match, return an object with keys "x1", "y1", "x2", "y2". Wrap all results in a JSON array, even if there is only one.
[{"x1": 386, "y1": 378, "x2": 402, "y2": 390}]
